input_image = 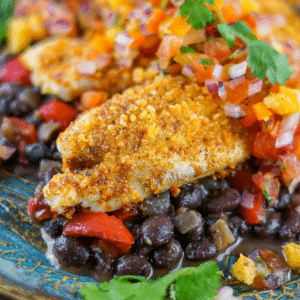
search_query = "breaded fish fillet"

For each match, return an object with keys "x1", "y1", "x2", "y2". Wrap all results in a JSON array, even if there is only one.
[
  {"x1": 21, "y1": 37, "x2": 137, "y2": 101},
  {"x1": 43, "y1": 75, "x2": 252, "y2": 213}
]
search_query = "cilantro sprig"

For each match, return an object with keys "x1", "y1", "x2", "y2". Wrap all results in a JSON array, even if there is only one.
[
  {"x1": 0, "y1": 0, "x2": 14, "y2": 47},
  {"x1": 176, "y1": 0, "x2": 293, "y2": 85},
  {"x1": 79, "y1": 260, "x2": 221, "y2": 300}
]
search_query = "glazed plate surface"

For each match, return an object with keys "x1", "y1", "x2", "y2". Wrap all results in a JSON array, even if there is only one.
[{"x1": 0, "y1": 169, "x2": 300, "y2": 300}]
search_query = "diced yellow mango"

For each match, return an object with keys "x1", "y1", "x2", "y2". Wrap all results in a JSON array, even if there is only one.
[
  {"x1": 158, "y1": 17, "x2": 173, "y2": 39},
  {"x1": 231, "y1": 254, "x2": 256, "y2": 285},
  {"x1": 252, "y1": 102, "x2": 273, "y2": 121},
  {"x1": 104, "y1": 27, "x2": 122, "y2": 45},
  {"x1": 106, "y1": 0, "x2": 131, "y2": 10},
  {"x1": 240, "y1": 0, "x2": 260, "y2": 15},
  {"x1": 8, "y1": 18, "x2": 33, "y2": 54},
  {"x1": 173, "y1": 53, "x2": 198, "y2": 67},
  {"x1": 28, "y1": 14, "x2": 47, "y2": 41},
  {"x1": 282, "y1": 242, "x2": 300, "y2": 270},
  {"x1": 263, "y1": 93, "x2": 300, "y2": 115}
]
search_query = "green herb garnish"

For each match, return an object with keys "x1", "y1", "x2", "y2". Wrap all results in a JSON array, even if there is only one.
[
  {"x1": 79, "y1": 261, "x2": 221, "y2": 300},
  {"x1": 280, "y1": 164, "x2": 286, "y2": 171},
  {"x1": 177, "y1": 0, "x2": 215, "y2": 29},
  {"x1": 176, "y1": 0, "x2": 293, "y2": 85},
  {"x1": 262, "y1": 179, "x2": 272, "y2": 202},
  {"x1": 0, "y1": 0, "x2": 14, "y2": 47},
  {"x1": 180, "y1": 46, "x2": 197, "y2": 54},
  {"x1": 200, "y1": 58, "x2": 215, "y2": 66}
]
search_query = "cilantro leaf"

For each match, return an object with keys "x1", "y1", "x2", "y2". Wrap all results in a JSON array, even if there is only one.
[
  {"x1": 180, "y1": 46, "x2": 197, "y2": 54},
  {"x1": 0, "y1": 0, "x2": 14, "y2": 46},
  {"x1": 217, "y1": 23, "x2": 235, "y2": 48},
  {"x1": 231, "y1": 21, "x2": 257, "y2": 41},
  {"x1": 247, "y1": 40, "x2": 293, "y2": 85},
  {"x1": 79, "y1": 261, "x2": 221, "y2": 300},
  {"x1": 179, "y1": 0, "x2": 215, "y2": 29}
]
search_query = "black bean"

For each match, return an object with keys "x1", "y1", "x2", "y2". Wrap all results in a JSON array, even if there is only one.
[
  {"x1": 253, "y1": 211, "x2": 281, "y2": 238},
  {"x1": 18, "y1": 88, "x2": 41, "y2": 109},
  {"x1": 174, "y1": 184, "x2": 203, "y2": 209},
  {"x1": 116, "y1": 255, "x2": 153, "y2": 278},
  {"x1": 25, "y1": 112, "x2": 43, "y2": 126},
  {"x1": 24, "y1": 143, "x2": 52, "y2": 166},
  {"x1": 185, "y1": 237, "x2": 217, "y2": 261},
  {"x1": 153, "y1": 238, "x2": 183, "y2": 268},
  {"x1": 136, "y1": 245, "x2": 153, "y2": 258},
  {"x1": 203, "y1": 188, "x2": 241, "y2": 214},
  {"x1": 0, "y1": 83, "x2": 23, "y2": 97},
  {"x1": 10, "y1": 100, "x2": 31, "y2": 116},
  {"x1": 93, "y1": 251, "x2": 113, "y2": 274},
  {"x1": 228, "y1": 215, "x2": 249, "y2": 238},
  {"x1": 279, "y1": 210, "x2": 300, "y2": 241},
  {"x1": 53, "y1": 235, "x2": 91, "y2": 267},
  {"x1": 42, "y1": 166, "x2": 62, "y2": 184},
  {"x1": 198, "y1": 178, "x2": 221, "y2": 194},
  {"x1": 142, "y1": 191, "x2": 171, "y2": 216},
  {"x1": 138, "y1": 214, "x2": 174, "y2": 247},
  {"x1": 0, "y1": 98, "x2": 11, "y2": 115},
  {"x1": 43, "y1": 216, "x2": 67, "y2": 238},
  {"x1": 186, "y1": 224, "x2": 204, "y2": 242},
  {"x1": 275, "y1": 187, "x2": 291, "y2": 210}
]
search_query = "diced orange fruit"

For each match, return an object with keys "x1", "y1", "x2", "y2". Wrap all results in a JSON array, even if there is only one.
[
  {"x1": 146, "y1": 9, "x2": 167, "y2": 34},
  {"x1": 81, "y1": 91, "x2": 108, "y2": 110},
  {"x1": 168, "y1": 16, "x2": 191, "y2": 37},
  {"x1": 128, "y1": 30, "x2": 145, "y2": 48},
  {"x1": 91, "y1": 34, "x2": 111, "y2": 54},
  {"x1": 231, "y1": 254, "x2": 256, "y2": 285},
  {"x1": 252, "y1": 102, "x2": 273, "y2": 121}
]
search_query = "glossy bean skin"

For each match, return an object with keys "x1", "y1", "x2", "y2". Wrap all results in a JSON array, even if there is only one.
[
  {"x1": 116, "y1": 255, "x2": 153, "y2": 278},
  {"x1": 253, "y1": 211, "x2": 281, "y2": 238},
  {"x1": 228, "y1": 215, "x2": 249, "y2": 238},
  {"x1": 43, "y1": 216, "x2": 67, "y2": 238},
  {"x1": 204, "y1": 188, "x2": 241, "y2": 214},
  {"x1": 138, "y1": 214, "x2": 174, "y2": 247},
  {"x1": 53, "y1": 235, "x2": 91, "y2": 267},
  {"x1": 275, "y1": 187, "x2": 291, "y2": 210},
  {"x1": 93, "y1": 251, "x2": 113, "y2": 274},
  {"x1": 185, "y1": 238, "x2": 217, "y2": 261},
  {"x1": 152, "y1": 238, "x2": 183, "y2": 268},
  {"x1": 24, "y1": 143, "x2": 52, "y2": 166},
  {"x1": 279, "y1": 211, "x2": 300, "y2": 241},
  {"x1": 174, "y1": 184, "x2": 203, "y2": 209}
]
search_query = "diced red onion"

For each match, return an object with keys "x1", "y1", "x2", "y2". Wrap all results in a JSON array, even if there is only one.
[
  {"x1": 224, "y1": 103, "x2": 245, "y2": 118},
  {"x1": 182, "y1": 64, "x2": 195, "y2": 78},
  {"x1": 139, "y1": 25, "x2": 152, "y2": 36},
  {"x1": 228, "y1": 61, "x2": 247, "y2": 79},
  {"x1": 275, "y1": 112, "x2": 300, "y2": 148},
  {"x1": 0, "y1": 146, "x2": 16, "y2": 161},
  {"x1": 76, "y1": 61, "x2": 97, "y2": 76},
  {"x1": 205, "y1": 79, "x2": 219, "y2": 94},
  {"x1": 212, "y1": 64, "x2": 223, "y2": 79},
  {"x1": 49, "y1": 20, "x2": 72, "y2": 35},
  {"x1": 248, "y1": 79, "x2": 263, "y2": 96},
  {"x1": 289, "y1": 174, "x2": 300, "y2": 194},
  {"x1": 115, "y1": 32, "x2": 134, "y2": 47},
  {"x1": 117, "y1": 57, "x2": 134, "y2": 68},
  {"x1": 240, "y1": 190, "x2": 255, "y2": 209},
  {"x1": 218, "y1": 81, "x2": 227, "y2": 99},
  {"x1": 228, "y1": 76, "x2": 245, "y2": 90},
  {"x1": 80, "y1": 0, "x2": 91, "y2": 13},
  {"x1": 256, "y1": 16, "x2": 272, "y2": 38},
  {"x1": 271, "y1": 14, "x2": 286, "y2": 28},
  {"x1": 94, "y1": 53, "x2": 112, "y2": 70},
  {"x1": 170, "y1": 0, "x2": 184, "y2": 6}
]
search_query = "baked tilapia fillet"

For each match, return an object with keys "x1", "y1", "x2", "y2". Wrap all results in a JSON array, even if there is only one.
[
  {"x1": 21, "y1": 37, "x2": 152, "y2": 101},
  {"x1": 43, "y1": 75, "x2": 252, "y2": 214}
]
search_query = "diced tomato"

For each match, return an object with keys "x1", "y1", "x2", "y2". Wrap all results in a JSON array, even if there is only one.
[
  {"x1": 39, "y1": 100, "x2": 77, "y2": 131},
  {"x1": 227, "y1": 171, "x2": 258, "y2": 194},
  {"x1": 253, "y1": 131, "x2": 280, "y2": 160},
  {"x1": 63, "y1": 212, "x2": 135, "y2": 254},
  {"x1": 193, "y1": 54, "x2": 219, "y2": 83},
  {"x1": 203, "y1": 38, "x2": 231, "y2": 61},
  {"x1": 281, "y1": 153, "x2": 300, "y2": 187},
  {"x1": 252, "y1": 172, "x2": 280, "y2": 203},
  {"x1": 292, "y1": 135, "x2": 300, "y2": 160},
  {"x1": 240, "y1": 191, "x2": 266, "y2": 225},
  {"x1": 28, "y1": 197, "x2": 53, "y2": 221},
  {"x1": 0, "y1": 56, "x2": 31, "y2": 85},
  {"x1": 259, "y1": 249, "x2": 288, "y2": 269},
  {"x1": 239, "y1": 104, "x2": 257, "y2": 127},
  {"x1": 113, "y1": 206, "x2": 140, "y2": 222}
]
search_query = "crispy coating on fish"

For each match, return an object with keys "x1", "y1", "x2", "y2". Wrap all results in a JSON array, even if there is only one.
[
  {"x1": 21, "y1": 37, "x2": 137, "y2": 101},
  {"x1": 43, "y1": 75, "x2": 252, "y2": 213}
]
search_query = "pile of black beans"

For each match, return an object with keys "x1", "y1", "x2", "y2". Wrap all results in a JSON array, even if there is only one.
[
  {"x1": 0, "y1": 82, "x2": 65, "y2": 178},
  {"x1": 40, "y1": 174, "x2": 300, "y2": 279}
]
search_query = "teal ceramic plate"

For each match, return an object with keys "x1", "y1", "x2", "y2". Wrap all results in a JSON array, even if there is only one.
[{"x1": 0, "y1": 168, "x2": 300, "y2": 300}]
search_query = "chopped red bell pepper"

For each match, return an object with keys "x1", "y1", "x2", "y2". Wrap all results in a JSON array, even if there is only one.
[
  {"x1": 63, "y1": 212, "x2": 135, "y2": 254},
  {"x1": 113, "y1": 206, "x2": 140, "y2": 222},
  {"x1": 0, "y1": 56, "x2": 31, "y2": 85},
  {"x1": 39, "y1": 100, "x2": 77, "y2": 131},
  {"x1": 240, "y1": 191, "x2": 266, "y2": 225},
  {"x1": 28, "y1": 196, "x2": 53, "y2": 221}
]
